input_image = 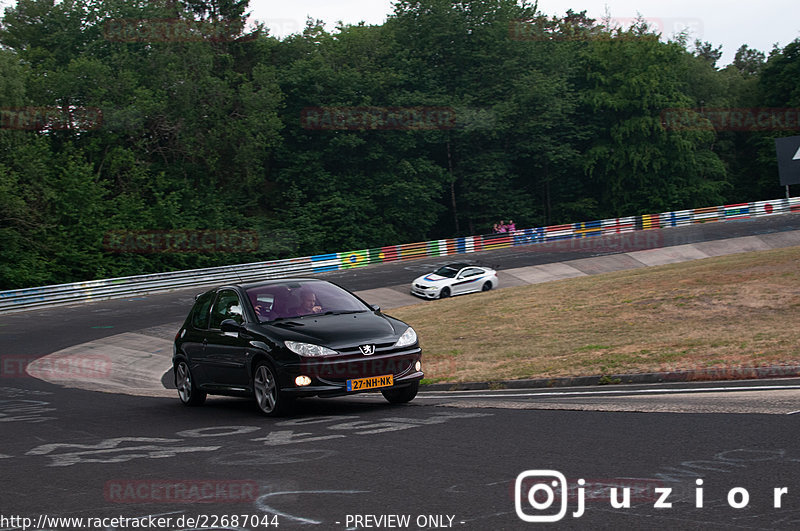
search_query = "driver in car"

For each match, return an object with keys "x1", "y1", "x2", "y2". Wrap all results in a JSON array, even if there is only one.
[{"x1": 296, "y1": 289, "x2": 323, "y2": 315}]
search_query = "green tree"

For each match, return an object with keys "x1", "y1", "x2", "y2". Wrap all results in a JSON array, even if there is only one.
[
  {"x1": 386, "y1": 0, "x2": 543, "y2": 233},
  {"x1": 581, "y1": 28, "x2": 727, "y2": 215},
  {"x1": 694, "y1": 39, "x2": 723, "y2": 67},
  {"x1": 732, "y1": 45, "x2": 766, "y2": 77},
  {"x1": 271, "y1": 19, "x2": 449, "y2": 251}
]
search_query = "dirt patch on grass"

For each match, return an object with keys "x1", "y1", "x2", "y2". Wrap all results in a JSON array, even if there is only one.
[{"x1": 391, "y1": 246, "x2": 800, "y2": 383}]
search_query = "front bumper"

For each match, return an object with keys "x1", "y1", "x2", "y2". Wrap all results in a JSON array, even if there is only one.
[
  {"x1": 410, "y1": 285, "x2": 439, "y2": 299},
  {"x1": 280, "y1": 347, "x2": 423, "y2": 397},
  {"x1": 282, "y1": 370, "x2": 424, "y2": 398}
]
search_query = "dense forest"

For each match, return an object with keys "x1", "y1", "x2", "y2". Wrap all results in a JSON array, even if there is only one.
[{"x1": 0, "y1": 0, "x2": 798, "y2": 290}]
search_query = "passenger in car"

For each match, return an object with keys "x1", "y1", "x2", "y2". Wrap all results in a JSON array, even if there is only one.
[{"x1": 253, "y1": 300, "x2": 270, "y2": 320}]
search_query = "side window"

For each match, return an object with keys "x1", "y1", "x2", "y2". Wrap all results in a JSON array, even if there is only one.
[
  {"x1": 465, "y1": 268, "x2": 483, "y2": 277},
  {"x1": 190, "y1": 291, "x2": 214, "y2": 329},
  {"x1": 210, "y1": 290, "x2": 244, "y2": 329}
]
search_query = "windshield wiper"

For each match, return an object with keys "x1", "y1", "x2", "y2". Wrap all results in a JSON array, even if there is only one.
[
  {"x1": 265, "y1": 310, "x2": 367, "y2": 322},
  {"x1": 265, "y1": 316, "x2": 303, "y2": 324}
]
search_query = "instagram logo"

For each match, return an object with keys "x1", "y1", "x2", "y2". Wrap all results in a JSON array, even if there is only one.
[{"x1": 514, "y1": 470, "x2": 570, "y2": 522}]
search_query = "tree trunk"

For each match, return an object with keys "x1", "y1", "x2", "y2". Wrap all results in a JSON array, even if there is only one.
[{"x1": 447, "y1": 139, "x2": 459, "y2": 233}]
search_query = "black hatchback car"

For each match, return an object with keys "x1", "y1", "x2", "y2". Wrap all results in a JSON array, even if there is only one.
[{"x1": 173, "y1": 278, "x2": 423, "y2": 415}]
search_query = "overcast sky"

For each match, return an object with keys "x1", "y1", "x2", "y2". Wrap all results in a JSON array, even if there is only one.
[
  {"x1": 248, "y1": 0, "x2": 800, "y2": 66},
  {"x1": 0, "y1": 0, "x2": 796, "y2": 66}
]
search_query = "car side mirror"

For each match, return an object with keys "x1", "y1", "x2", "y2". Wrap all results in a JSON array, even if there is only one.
[
  {"x1": 220, "y1": 319, "x2": 243, "y2": 334},
  {"x1": 370, "y1": 304, "x2": 381, "y2": 312}
]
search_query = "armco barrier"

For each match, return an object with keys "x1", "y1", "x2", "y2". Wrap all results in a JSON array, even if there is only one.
[{"x1": 1, "y1": 197, "x2": 799, "y2": 313}]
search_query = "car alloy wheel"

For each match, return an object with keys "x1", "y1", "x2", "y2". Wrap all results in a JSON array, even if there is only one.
[
  {"x1": 175, "y1": 360, "x2": 206, "y2": 406},
  {"x1": 439, "y1": 287, "x2": 451, "y2": 299},
  {"x1": 253, "y1": 362, "x2": 292, "y2": 416},
  {"x1": 482, "y1": 281, "x2": 492, "y2": 292}
]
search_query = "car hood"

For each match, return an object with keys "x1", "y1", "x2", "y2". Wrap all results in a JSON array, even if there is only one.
[
  {"x1": 258, "y1": 312, "x2": 406, "y2": 349},
  {"x1": 413, "y1": 273, "x2": 452, "y2": 286}
]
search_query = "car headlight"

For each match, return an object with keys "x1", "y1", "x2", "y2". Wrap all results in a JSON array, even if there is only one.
[
  {"x1": 285, "y1": 341, "x2": 338, "y2": 357},
  {"x1": 394, "y1": 327, "x2": 418, "y2": 348}
]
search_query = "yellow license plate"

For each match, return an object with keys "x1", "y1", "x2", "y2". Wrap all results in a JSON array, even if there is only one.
[{"x1": 347, "y1": 374, "x2": 393, "y2": 392}]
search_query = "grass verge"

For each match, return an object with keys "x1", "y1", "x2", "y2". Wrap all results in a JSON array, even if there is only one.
[{"x1": 390, "y1": 246, "x2": 800, "y2": 384}]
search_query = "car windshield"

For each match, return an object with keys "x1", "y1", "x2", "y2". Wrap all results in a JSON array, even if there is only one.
[
  {"x1": 246, "y1": 281, "x2": 370, "y2": 322},
  {"x1": 433, "y1": 266, "x2": 460, "y2": 278}
]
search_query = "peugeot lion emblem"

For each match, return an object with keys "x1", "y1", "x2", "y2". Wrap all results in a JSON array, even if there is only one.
[{"x1": 359, "y1": 344, "x2": 375, "y2": 356}]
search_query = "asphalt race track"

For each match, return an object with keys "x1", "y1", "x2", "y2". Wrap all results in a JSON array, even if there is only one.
[{"x1": 2, "y1": 215, "x2": 800, "y2": 530}]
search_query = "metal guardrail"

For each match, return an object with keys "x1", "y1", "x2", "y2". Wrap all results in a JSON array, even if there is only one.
[
  {"x1": 0, "y1": 259, "x2": 316, "y2": 313},
  {"x1": 1, "y1": 197, "x2": 798, "y2": 313}
]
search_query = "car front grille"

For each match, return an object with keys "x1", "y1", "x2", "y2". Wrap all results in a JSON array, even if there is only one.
[
  {"x1": 315, "y1": 357, "x2": 416, "y2": 385},
  {"x1": 336, "y1": 341, "x2": 397, "y2": 356},
  {"x1": 303, "y1": 347, "x2": 420, "y2": 385}
]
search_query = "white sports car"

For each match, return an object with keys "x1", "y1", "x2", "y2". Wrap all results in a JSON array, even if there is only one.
[{"x1": 410, "y1": 263, "x2": 499, "y2": 300}]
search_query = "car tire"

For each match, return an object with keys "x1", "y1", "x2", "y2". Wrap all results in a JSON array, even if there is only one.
[
  {"x1": 253, "y1": 361, "x2": 293, "y2": 416},
  {"x1": 482, "y1": 281, "x2": 492, "y2": 292},
  {"x1": 175, "y1": 359, "x2": 206, "y2": 407},
  {"x1": 439, "y1": 287, "x2": 451, "y2": 299},
  {"x1": 381, "y1": 381, "x2": 419, "y2": 404}
]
